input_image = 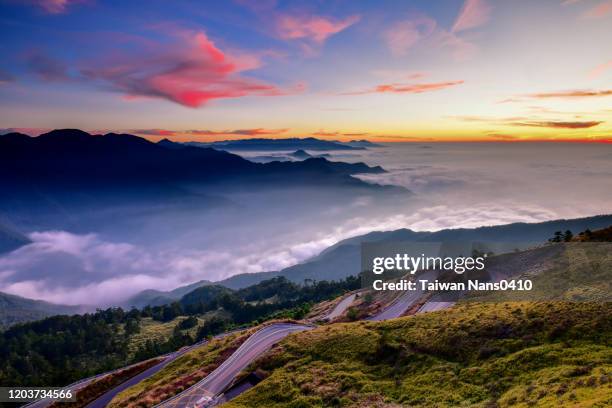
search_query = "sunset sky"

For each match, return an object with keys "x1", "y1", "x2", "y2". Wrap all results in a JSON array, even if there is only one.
[{"x1": 0, "y1": 0, "x2": 611, "y2": 142}]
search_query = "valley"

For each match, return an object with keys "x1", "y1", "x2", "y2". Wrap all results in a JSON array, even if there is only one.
[{"x1": 4, "y1": 225, "x2": 609, "y2": 408}]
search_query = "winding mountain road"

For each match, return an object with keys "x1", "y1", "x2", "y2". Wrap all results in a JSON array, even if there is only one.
[
  {"x1": 29, "y1": 272, "x2": 442, "y2": 408},
  {"x1": 84, "y1": 345, "x2": 198, "y2": 408},
  {"x1": 156, "y1": 323, "x2": 313, "y2": 408},
  {"x1": 324, "y1": 292, "x2": 357, "y2": 320},
  {"x1": 369, "y1": 270, "x2": 437, "y2": 321},
  {"x1": 25, "y1": 377, "x2": 98, "y2": 408},
  {"x1": 25, "y1": 339, "x2": 208, "y2": 408},
  {"x1": 155, "y1": 273, "x2": 438, "y2": 406}
]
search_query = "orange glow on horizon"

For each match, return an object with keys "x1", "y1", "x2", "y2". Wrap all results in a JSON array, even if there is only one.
[{"x1": 136, "y1": 131, "x2": 612, "y2": 144}]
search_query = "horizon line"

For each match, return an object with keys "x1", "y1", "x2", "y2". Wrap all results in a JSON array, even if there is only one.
[{"x1": 2, "y1": 129, "x2": 610, "y2": 144}]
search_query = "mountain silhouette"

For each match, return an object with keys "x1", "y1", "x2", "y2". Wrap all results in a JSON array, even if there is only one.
[
  {"x1": 290, "y1": 149, "x2": 312, "y2": 159},
  {"x1": 0, "y1": 291, "x2": 81, "y2": 328},
  {"x1": 184, "y1": 137, "x2": 364, "y2": 151},
  {"x1": 157, "y1": 138, "x2": 186, "y2": 149},
  {"x1": 0, "y1": 129, "x2": 397, "y2": 232},
  {"x1": 345, "y1": 139, "x2": 384, "y2": 148},
  {"x1": 0, "y1": 130, "x2": 384, "y2": 188},
  {"x1": 124, "y1": 279, "x2": 212, "y2": 308}
]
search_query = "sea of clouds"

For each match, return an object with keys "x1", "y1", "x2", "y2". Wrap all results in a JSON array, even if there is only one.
[{"x1": 1, "y1": 143, "x2": 611, "y2": 306}]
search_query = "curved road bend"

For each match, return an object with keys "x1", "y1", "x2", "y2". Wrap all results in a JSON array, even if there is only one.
[
  {"x1": 25, "y1": 376, "x2": 99, "y2": 408},
  {"x1": 324, "y1": 293, "x2": 357, "y2": 321},
  {"x1": 23, "y1": 346, "x2": 193, "y2": 408},
  {"x1": 85, "y1": 345, "x2": 197, "y2": 408},
  {"x1": 417, "y1": 257, "x2": 534, "y2": 315},
  {"x1": 27, "y1": 338, "x2": 209, "y2": 408},
  {"x1": 369, "y1": 270, "x2": 437, "y2": 321},
  {"x1": 417, "y1": 258, "x2": 533, "y2": 314},
  {"x1": 30, "y1": 271, "x2": 435, "y2": 408},
  {"x1": 211, "y1": 275, "x2": 439, "y2": 406},
  {"x1": 156, "y1": 323, "x2": 313, "y2": 408}
]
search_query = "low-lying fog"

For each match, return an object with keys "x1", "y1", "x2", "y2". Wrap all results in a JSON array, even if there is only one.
[{"x1": 1, "y1": 143, "x2": 611, "y2": 306}]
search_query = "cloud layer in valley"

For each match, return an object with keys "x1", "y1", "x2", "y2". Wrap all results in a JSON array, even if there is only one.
[
  {"x1": 0, "y1": 204, "x2": 561, "y2": 307},
  {"x1": 2, "y1": 143, "x2": 611, "y2": 307}
]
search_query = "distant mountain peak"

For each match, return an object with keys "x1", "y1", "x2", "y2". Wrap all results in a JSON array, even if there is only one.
[
  {"x1": 291, "y1": 149, "x2": 312, "y2": 159},
  {"x1": 157, "y1": 138, "x2": 186, "y2": 149},
  {"x1": 0, "y1": 128, "x2": 392, "y2": 206},
  {"x1": 39, "y1": 128, "x2": 91, "y2": 139},
  {"x1": 345, "y1": 139, "x2": 383, "y2": 148},
  {"x1": 185, "y1": 137, "x2": 365, "y2": 151},
  {"x1": 0, "y1": 132, "x2": 31, "y2": 144},
  {"x1": 0, "y1": 291, "x2": 81, "y2": 328}
]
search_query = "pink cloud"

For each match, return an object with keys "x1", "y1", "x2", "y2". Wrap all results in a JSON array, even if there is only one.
[
  {"x1": 588, "y1": 60, "x2": 612, "y2": 79},
  {"x1": 525, "y1": 89, "x2": 612, "y2": 98},
  {"x1": 30, "y1": 0, "x2": 82, "y2": 14},
  {"x1": 312, "y1": 130, "x2": 369, "y2": 137},
  {"x1": 132, "y1": 128, "x2": 290, "y2": 137},
  {"x1": 407, "y1": 72, "x2": 427, "y2": 80},
  {"x1": 383, "y1": 17, "x2": 437, "y2": 56},
  {"x1": 583, "y1": 1, "x2": 612, "y2": 18},
  {"x1": 132, "y1": 129, "x2": 177, "y2": 137},
  {"x1": 343, "y1": 80, "x2": 464, "y2": 95},
  {"x1": 81, "y1": 31, "x2": 301, "y2": 108},
  {"x1": 276, "y1": 14, "x2": 360, "y2": 44},
  {"x1": 499, "y1": 88, "x2": 612, "y2": 103},
  {"x1": 434, "y1": 30, "x2": 478, "y2": 60},
  {"x1": 452, "y1": 0, "x2": 492, "y2": 32},
  {"x1": 382, "y1": 12, "x2": 478, "y2": 60},
  {"x1": 188, "y1": 128, "x2": 289, "y2": 136},
  {"x1": 370, "y1": 70, "x2": 427, "y2": 80},
  {"x1": 25, "y1": 50, "x2": 70, "y2": 81}
]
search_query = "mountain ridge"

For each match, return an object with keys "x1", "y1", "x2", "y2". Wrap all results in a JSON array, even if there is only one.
[
  {"x1": 0, "y1": 291, "x2": 82, "y2": 328},
  {"x1": 124, "y1": 280, "x2": 213, "y2": 309},
  {"x1": 0, "y1": 129, "x2": 395, "y2": 231},
  {"x1": 184, "y1": 137, "x2": 364, "y2": 151},
  {"x1": 130, "y1": 214, "x2": 612, "y2": 297},
  {"x1": 0, "y1": 130, "x2": 385, "y2": 187},
  {"x1": 214, "y1": 213, "x2": 612, "y2": 289}
]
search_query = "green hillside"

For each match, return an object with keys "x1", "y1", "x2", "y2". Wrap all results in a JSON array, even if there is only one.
[
  {"x1": 467, "y1": 242, "x2": 611, "y2": 303},
  {"x1": 0, "y1": 291, "x2": 80, "y2": 328},
  {"x1": 0, "y1": 276, "x2": 357, "y2": 388},
  {"x1": 216, "y1": 214, "x2": 612, "y2": 289},
  {"x1": 124, "y1": 279, "x2": 212, "y2": 308},
  {"x1": 226, "y1": 302, "x2": 612, "y2": 408},
  {"x1": 110, "y1": 328, "x2": 255, "y2": 408},
  {"x1": 123, "y1": 216, "x2": 612, "y2": 303}
]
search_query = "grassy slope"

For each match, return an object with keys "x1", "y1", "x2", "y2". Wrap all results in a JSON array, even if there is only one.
[
  {"x1": 225, "y1": 302, "x2": 611, "y2": 408},
  {"x1": 109, "y1": 328, "x2": 255, "y2": 408},
  {"x1": 128, "y1": 316, "x2": 205, "y2": 353},
  {"x1": 50, "y1": 358, "x2": 163, "y2": 408},
  {"x1": 468, "y1": 243, "x2": 611, "y2": 303}
]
